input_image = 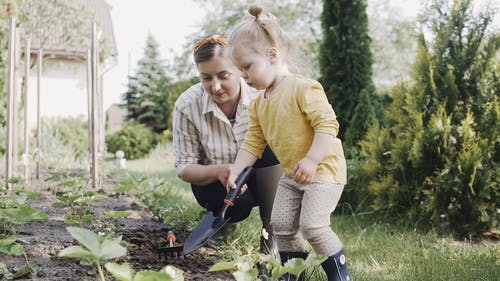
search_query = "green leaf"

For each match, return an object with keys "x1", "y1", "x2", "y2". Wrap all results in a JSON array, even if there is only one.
[
  {"x1": 13, "y1": 264, "x2": 38, "y2": 278},
  {"x1": 17, "y1": 205, "x2": 49, "y2": 221},
  {"x1": 8, "y1": 177, "x2": 20, "y2": 184},
  {"x1": 0, "y1": 235, "x2": 17, "y2": 246},
  {"x1": 100, "y1": 237, "x2": 127, "y2": 260},
  {"x1": 303, "y1": 255, "x2": 327, "y2": 267},
  {"x1": 64, "y1": 214, "x2": 93, "y2": 225},
  {"x1": 105, "y1": 262, "x2": 134, "y2": 281},
  {"x1": 66, "y1": 227, "x2": 100, "y2": 253},
  {"x1": 0, "y1": 243, "x2": 24, "y2": 256},
  {"x1": 283, "y1": 258, "x2": 307, "y2": 276},
  {"x1": 25, "y1": 190, "x2": 42, "y2": 200},
  {"x1": 105, "y1": 210, "x2": 132, "y2": 219},
  {"x1": 58, "y1": 246, "x2": 95, "y2": 260},
  {"x1": 162, "y1": 266, "x2": 184, "y2": 281},
  {"x1": 232, "y1": 268, "x2": 258, "y2": 281},
  {"x1": 52, "y1": 202, "x2": 67, "y2": 208},
  {"x1": 134, "y1": 270, "x2": 173, "y2": 281},
  {"x1": 208, "y1": 261, "x2": 237, "y2": 272},
  {"x1": 0, "y1": 205, "x2": 48, "y2": 224}
]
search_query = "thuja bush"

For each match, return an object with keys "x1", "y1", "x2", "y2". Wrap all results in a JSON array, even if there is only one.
[
  {"x1": 360, "y1": 0, "x2": 499, "y2": 238},
  {"x1": 106, "y1": 121, "x2": 157, "y2": 160}
]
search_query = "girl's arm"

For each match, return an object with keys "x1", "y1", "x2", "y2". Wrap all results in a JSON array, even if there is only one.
[
  {"x1": 293, "y1": 132, "x2": 335, "y2": 184},
  {"x1": 226, "y1": 149, "x2": 258, "y2": 191}
]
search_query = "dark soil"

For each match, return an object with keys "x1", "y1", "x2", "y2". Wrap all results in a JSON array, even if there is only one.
[{"x1": 0, "y1": 176, "x2": 234, "y2": 281}]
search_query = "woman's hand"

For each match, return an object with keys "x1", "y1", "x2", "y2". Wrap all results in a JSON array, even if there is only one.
[
  {"x1": 292, "y1": 157, "x2": 318, "y2": 184},
  {"x1": 216, "y1": 164, "x2": 232, "y2": 186}
]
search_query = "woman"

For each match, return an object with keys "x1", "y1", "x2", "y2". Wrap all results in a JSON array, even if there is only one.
[{"x1": 172, "y1": 34, "x2": 281, "y2": 252}]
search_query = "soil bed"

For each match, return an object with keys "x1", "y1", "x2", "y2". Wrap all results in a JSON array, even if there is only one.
[{"x1": 0, "y1": 176, "x2": 234, "y2": 281}]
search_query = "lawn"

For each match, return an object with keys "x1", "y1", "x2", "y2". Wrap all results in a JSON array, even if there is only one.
[
  {"x1": 1, "y1": 143, "x2": 497, "y2": 280},
  {"x1": 123, "y1": 143, "x2": 500, "y2": 281}
]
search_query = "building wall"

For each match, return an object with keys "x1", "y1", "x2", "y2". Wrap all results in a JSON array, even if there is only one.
[{"x1": 26, "y1": 58, "x2": 89, "y2": 129}]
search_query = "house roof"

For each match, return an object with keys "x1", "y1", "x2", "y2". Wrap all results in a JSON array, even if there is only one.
[
  {"x1": 26, "y1": 0, "x2": 117, "y2": 60},
  {"x1": 76, "y1": 0, "x2": 117, "y2": 57}
]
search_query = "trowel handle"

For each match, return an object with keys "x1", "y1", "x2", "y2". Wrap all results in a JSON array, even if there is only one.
[{"x1": 224, "y1": 166, "x2": 254, "y2": 206}]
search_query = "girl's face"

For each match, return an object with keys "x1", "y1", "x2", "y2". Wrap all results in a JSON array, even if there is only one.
[
  {"x1": 197, "y1": 54, "x2": 241, "y2": 104},
  {"x1": 230, "y1": 46, "x2": 274, "y2": 90}
]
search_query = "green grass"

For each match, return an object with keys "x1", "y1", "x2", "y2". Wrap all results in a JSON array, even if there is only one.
[
  {"x1": 334, "y1": 216, "x2": 499, "y2": 281},
  {"x1": 108, "y1": 144, "x2": 499, "y2": 281}
]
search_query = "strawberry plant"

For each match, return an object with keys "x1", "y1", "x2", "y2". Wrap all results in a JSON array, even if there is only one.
[
  {"x1": 209, "y1": 251, "x2": 326, "y2": 281},
  {"x1": 58, "y1": 226, "x2": 127, "y2": 281},
  {"x1": 105, "y1": 262, "x2": 184, "y2": 281},
  {"x1": 51, "y1": 176, "x2": 106, "y2": 225}
]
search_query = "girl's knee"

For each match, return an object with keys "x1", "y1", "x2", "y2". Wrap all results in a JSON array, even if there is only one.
[
  {"x1": 301, "y1": 225, "x2": 330, "y2": 241},
  {"x1": 271, "y1": 220, "x2": 298, "y2": 237}
]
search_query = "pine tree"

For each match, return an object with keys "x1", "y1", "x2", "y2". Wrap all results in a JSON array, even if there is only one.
[
  {"x1": 122, "y1": 76, "x2": 140, "y2": 120},
  {"x1": 360, "y1": 0, "x2": 499, "y2": 238},
  {"x1": 319, "y1": 0, "x2": 377, "y2": 145},
  {"x1": 122, "y1": 34, "x2": 171, "y2": 133},
  {"x1": 345, "y1": 89, "x2": 378, "y2": 151}
]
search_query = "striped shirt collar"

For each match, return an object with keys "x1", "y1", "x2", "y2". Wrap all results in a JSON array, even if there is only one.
[{"x1": 201, "y1": 78, "x2": 253, "y2": 116}]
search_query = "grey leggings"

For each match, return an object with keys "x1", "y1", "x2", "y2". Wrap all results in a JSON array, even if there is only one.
[
  {"x1": 271, "y1": 175, "x2": 344, "y2": 256},
  {"x1": 254, "y1": 164, "x2": 282, "y2": 244}
]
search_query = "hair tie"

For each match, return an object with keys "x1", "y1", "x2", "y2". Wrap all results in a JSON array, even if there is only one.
[{"x1": 248, "y1": 6, "x2": 263, "y2": 21}]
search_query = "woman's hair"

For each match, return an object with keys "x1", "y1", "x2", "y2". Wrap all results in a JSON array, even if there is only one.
[
  {"x1": 193, "y1": 33, "x2": 228, "y2": 64},
  {"x1": 228, "y1": 6, "x2": 294, "y2": 60}
]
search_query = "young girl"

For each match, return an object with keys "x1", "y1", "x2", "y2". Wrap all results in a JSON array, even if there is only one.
[{"x1": 226, "y1": 6, "x2": 352, "y2": 281}]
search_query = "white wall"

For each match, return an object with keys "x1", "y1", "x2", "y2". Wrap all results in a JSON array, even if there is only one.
[{"x1": 26, "y1": 58, "x2": 89, "y2": 129}]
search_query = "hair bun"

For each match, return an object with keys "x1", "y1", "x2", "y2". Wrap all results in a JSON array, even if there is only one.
[{"x1": 248, "y1": 6, "x2": 263, "y2": 19}]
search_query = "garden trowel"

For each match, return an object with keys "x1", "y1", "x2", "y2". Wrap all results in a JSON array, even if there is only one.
[{"x1": 183, "y1": 166, "x2": 254, "y2": 254}]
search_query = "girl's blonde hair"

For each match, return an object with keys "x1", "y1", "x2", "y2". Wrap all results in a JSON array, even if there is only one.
[{"x1": 228, "y1": 6, "x2": 294, "y2": 62}]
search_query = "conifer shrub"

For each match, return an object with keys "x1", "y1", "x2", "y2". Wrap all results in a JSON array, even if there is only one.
[{"x1": 360, "y1": 0, "x2": 499, "y2": 238}]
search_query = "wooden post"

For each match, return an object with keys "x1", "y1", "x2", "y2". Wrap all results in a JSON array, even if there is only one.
[
  {"x1": 36, "y1": 49, "x2": 42, "y2": 179},
  {"x1": 23, "y1": 39, "x2": 31, "y2": 183},
  {"x1": 6, "y1": 17, "x2": 16, "y2": 189},
  {"x1": 87, "y1": 50, "x2": 92, "y2": 156},
  {"x1": 99, "y1": 72, "x2": 105, "y2": 154},
  {"x1": 12, "y1": 28, "x2": 20, "y2": 178},
  {"x1": 91, "y1": 22, "x2": 99, "y2": 189}
]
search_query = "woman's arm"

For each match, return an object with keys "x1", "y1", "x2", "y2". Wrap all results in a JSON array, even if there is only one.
[{"x1": 179, "y1": 163, "x2": 231, "y2": 186}]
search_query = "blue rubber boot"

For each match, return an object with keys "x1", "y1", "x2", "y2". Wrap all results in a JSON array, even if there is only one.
[
  {"x1": 321, "y1": 248, "x2": 353, "y2": 281},
  {"x1": 279, "y1": 251, "x2": 308, "y2": 281}
]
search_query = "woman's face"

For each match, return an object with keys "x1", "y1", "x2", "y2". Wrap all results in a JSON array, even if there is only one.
[{"x1": 197, "y1": 54, "x2": 242, "y2": 105}]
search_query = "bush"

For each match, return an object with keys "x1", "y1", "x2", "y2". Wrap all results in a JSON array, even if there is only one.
[
  {"x1": 360, "y1": 1, "x2": 499, "y2": 238},
  {"x1": 106, "y1": 122, "x2": 157, "y2": 160},
  {"x1": 38, "y1": 116, "x2": 89, "y2": 169}
]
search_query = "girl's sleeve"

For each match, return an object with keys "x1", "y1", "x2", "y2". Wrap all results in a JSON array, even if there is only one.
[
  {"x1": 240, "y1": 100, "x2": 267, "y2": 158},
  {"x1": 298, "y1": 80, "x2": 340, "y2": 136}
]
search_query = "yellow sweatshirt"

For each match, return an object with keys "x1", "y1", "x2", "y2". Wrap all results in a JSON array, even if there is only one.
[{"x1": 241, "y1": 74, "x2": 347, "y2": 184}]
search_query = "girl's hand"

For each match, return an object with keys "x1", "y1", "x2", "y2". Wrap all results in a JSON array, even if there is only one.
[
  {"x1": 225, "y1": 172, "x2": 248, "y2": 194},
  {"x1": 292, "y1": 157, "x2": 318, "y2": 184}
]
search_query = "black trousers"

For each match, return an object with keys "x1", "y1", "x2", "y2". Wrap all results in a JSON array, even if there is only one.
[{"x1": 191, "y1": 146, "x2": 279, "y2": 223}]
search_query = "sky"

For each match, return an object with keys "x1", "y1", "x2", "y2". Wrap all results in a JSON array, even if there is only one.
[
  {"x1": 103, "y1": 0, "x2": 205, "y2": 110},
  {"x1": 101, "y1": 0, "x2": 498, "y2": 112}
]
